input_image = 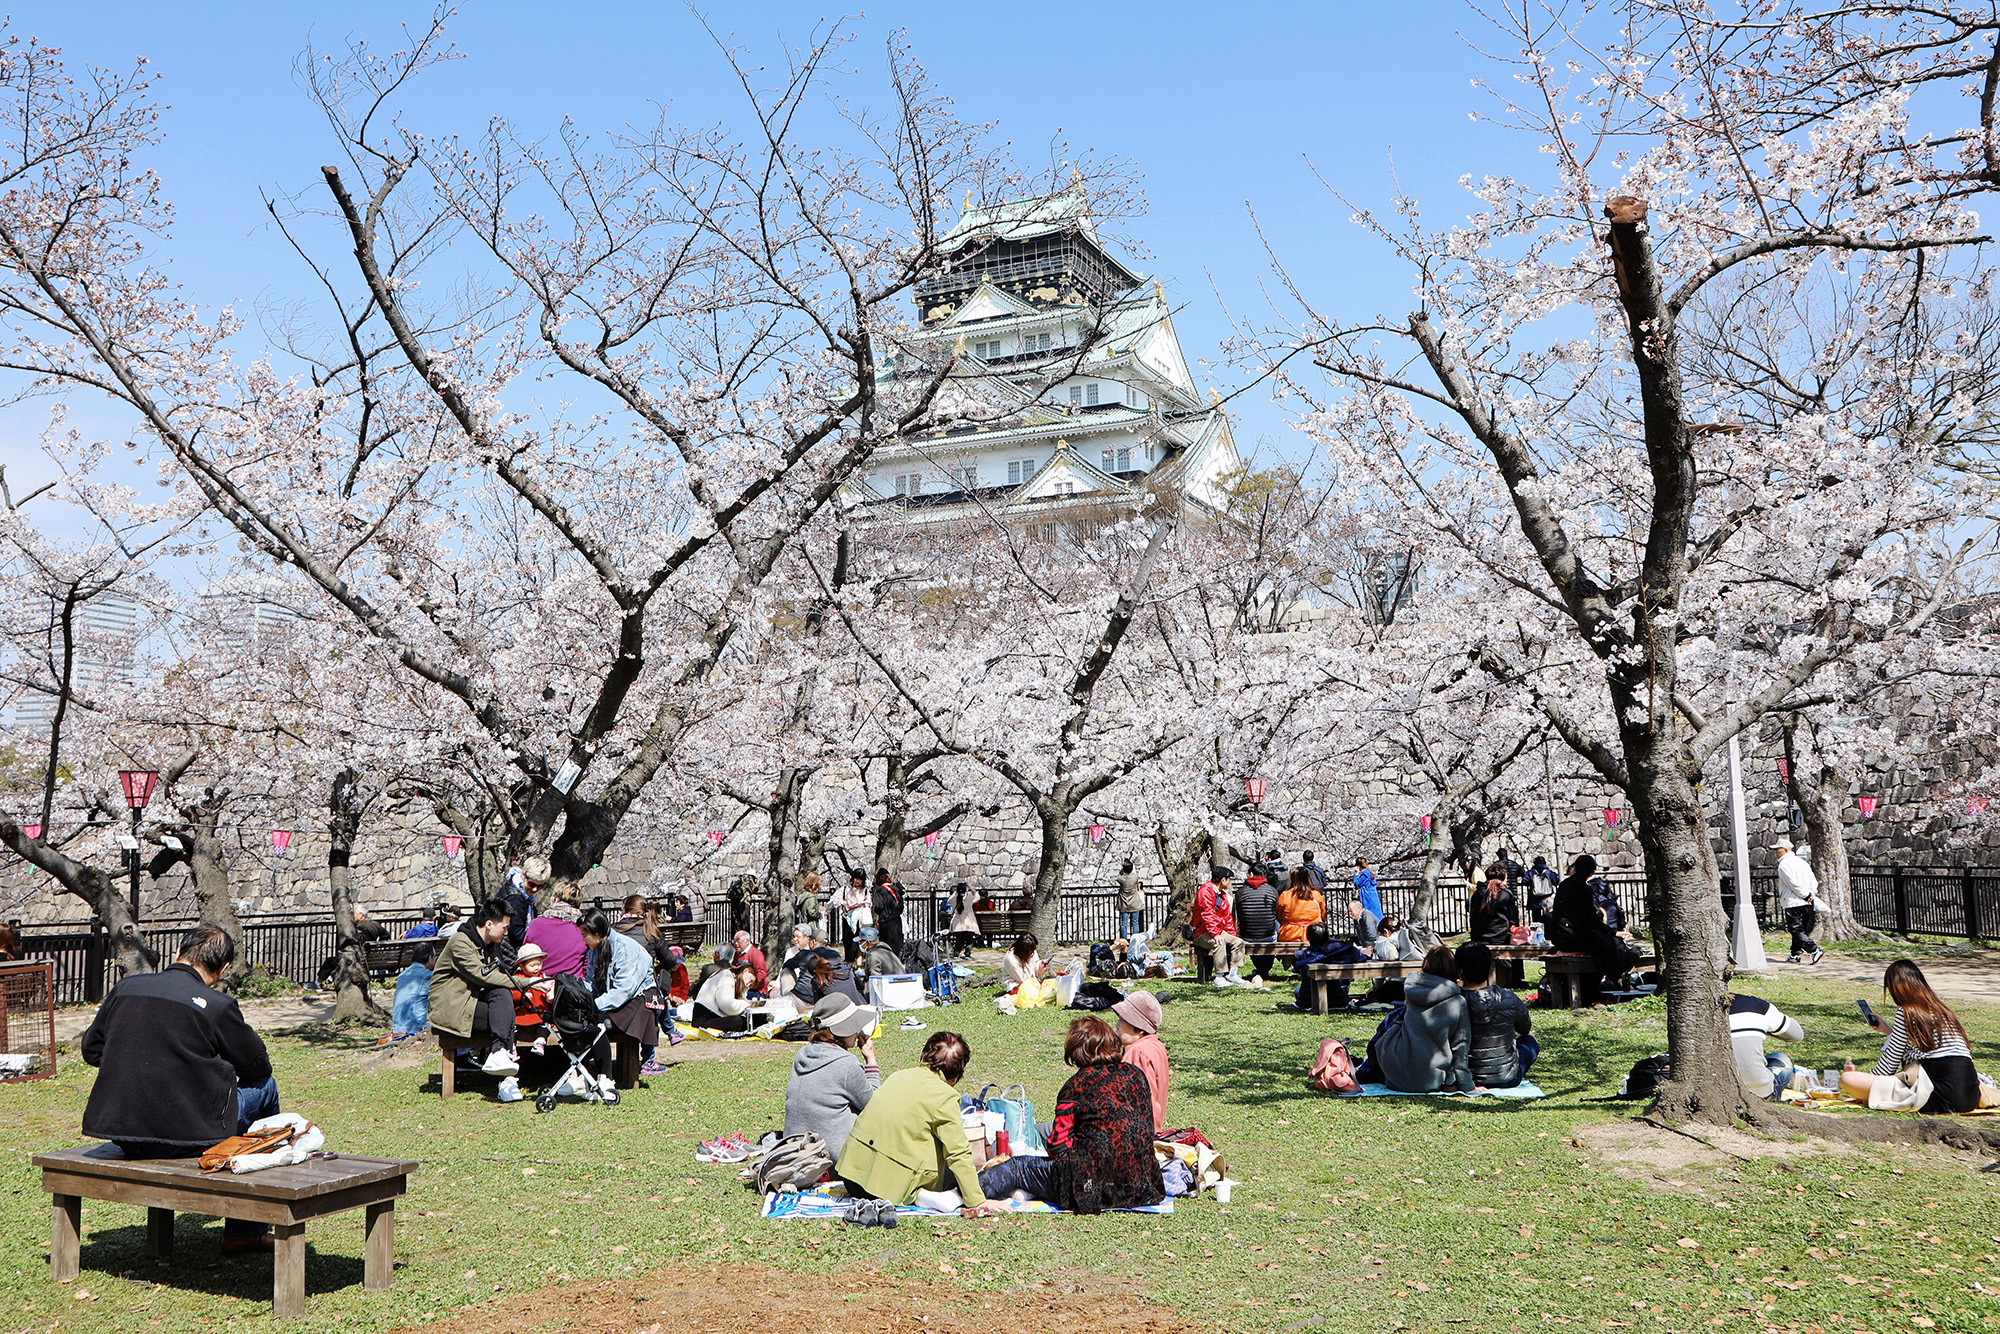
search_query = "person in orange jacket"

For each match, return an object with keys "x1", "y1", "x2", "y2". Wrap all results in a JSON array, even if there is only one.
[{"x1": 1275, "y1": 868, "x2": 1328, "y2": 943}]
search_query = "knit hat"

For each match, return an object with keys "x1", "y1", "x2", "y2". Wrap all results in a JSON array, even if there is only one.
[{"x1": 1111, "y1": 990, "x2": 1163, "y2": 1035}]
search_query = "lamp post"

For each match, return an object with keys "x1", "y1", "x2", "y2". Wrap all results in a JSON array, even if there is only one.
[{"x1": 117, "y1": 769, "x2": 159, "y2": 916}]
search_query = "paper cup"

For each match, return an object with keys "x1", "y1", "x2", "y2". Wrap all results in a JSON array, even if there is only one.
[{"x1": 1214, "y1": 1179, "x2": 1234, "y2": 1204}]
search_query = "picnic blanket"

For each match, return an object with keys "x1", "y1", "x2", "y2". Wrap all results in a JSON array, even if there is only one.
[
  {"x1": 1339, "y1": 1081, "x2": 1546, "y2": 1100},
  {"x1": 759, "y1": 1186, "x2": 1172, "y2": 1220}
]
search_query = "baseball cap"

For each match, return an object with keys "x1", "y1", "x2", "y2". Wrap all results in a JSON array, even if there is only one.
[{"x1": 810, "y1": 994, "x2": 879, "y2": 1039}]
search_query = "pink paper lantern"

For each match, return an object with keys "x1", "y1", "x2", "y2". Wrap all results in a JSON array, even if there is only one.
[
  {"x1": 442, "y1": 835, "x2": 464, "y2": 859},
  {"x1": 272, "y1": 829, "x2": 294, "y2": 854},
  {"x1": 1089, "y1": 824, "x2": 1106, "y2": 844},
  {"x1": 1243, "y1": 777, "x2": 1267, "y2": 804},
  {"x1": 1777, "y1": 758, "x2": 1789, "y2": 782},
  {"x1": 1972, "y1": 797, "x2": 1991, "y2": 816},
  {"x1": 1858, "y1": 796, "x2": 1878, "y2": 818},
  {"x1": 23, "y1": 822, "x2": 42, "y2": 841},
  {"x1": 1420, "y1": 814, "x2": 1433, "y2": 833},
  {"x1": 706, "y1": 830, "x2": 724, "y2": 848},
  {"x1": 1603, "y1": 808, "x2": 1620, "y2": 826},
  {"x1": 924, "y1": 831, "x2": 939, "y2": 846}
]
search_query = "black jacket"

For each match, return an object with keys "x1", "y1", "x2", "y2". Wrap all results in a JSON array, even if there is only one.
[
  {"x1": 1468, "y1": 884, "x2": 1519, "y2": 946},
  {"x1": 1234, "y1": 881, "x2": 1280, "y2": 940},
  {"x1": 1464, "y1": 985, "x2": 1532, "y2": 1087},
  {"x1": 80, "y1": 963, "x2": 271, "y2": 1147}
]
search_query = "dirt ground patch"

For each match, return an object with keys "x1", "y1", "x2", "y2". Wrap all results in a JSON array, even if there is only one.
[
  {"x1": 1577, "y1": 1116, "x2": 1857, "y2": 1184},
  {"x1": 386, "y1": 1260, "x2": 1194, "y2": 1334}
]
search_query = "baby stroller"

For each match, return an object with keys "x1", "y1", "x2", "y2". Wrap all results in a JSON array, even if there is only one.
[{"x1": 534, "y1": 974, "x2": 616, "y2": 1114}]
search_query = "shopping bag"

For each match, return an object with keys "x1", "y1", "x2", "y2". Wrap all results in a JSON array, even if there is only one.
[
  {"x1": 985, "y1": 1082, "x2": 1045, "y2": 1155},
  {"x1": 868, "y1": 973, "x2": 927, "y2": 1011}
]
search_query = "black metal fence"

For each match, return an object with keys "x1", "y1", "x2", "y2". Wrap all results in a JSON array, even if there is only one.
[{"x1": 13, "y1": 864, "x2": 1997, "y2": 1007}]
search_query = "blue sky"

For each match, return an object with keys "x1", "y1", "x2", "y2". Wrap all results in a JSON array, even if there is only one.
[{"x1": 4, "y1": 1, "x2": 1527, "y2": 478}]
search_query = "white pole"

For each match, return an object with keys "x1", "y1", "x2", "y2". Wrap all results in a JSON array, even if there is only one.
[{"x1": 1728, "y1": 732, "x2": 1766, "y2": 971}]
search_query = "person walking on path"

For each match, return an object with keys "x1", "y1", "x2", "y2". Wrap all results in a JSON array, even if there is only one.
[{"x1": 1774, "y1": 836, "x2": 1825, "y2": 964}]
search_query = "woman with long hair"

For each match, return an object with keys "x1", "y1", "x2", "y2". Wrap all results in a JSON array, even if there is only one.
[
  {"x1": 948, "y1": 881, "x2": 981, "y2": 958},
  {"x1": 1276, "y1": 866, "x2": 1327, "y2": 943},
  {"x1": 1545, "y1": 854, "x2": 1636, "y2": 1001},
  {"x1": 1002, "y1": 933, "x2": 1044, "y2": 990},
  {"x1": 578, "y1": 909, "x2": 662, "y2": 1102},
  {"x1": 1840, "y1": 959, "x2": 1991, "y2": 1113},
  {"x1": 616, "y1": 894, "x2": 680, "y2": 1067}
]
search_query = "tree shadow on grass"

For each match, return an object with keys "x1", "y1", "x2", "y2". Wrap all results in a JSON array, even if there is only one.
[
  {"x1": 273, "y1": 1021, "x2": 390, "y2": 1051},
  {"x1": 71, "y1": 1219, "x2": 368, "y2": 1302}
]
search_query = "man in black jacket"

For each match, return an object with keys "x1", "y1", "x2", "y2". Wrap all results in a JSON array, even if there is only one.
[
  {"x1": 1453, "y1": 942, "x2": 1536, "y2": 1090},
  {"x1": 80, "y1": 924, "x2": 281, "y2": 1252}
]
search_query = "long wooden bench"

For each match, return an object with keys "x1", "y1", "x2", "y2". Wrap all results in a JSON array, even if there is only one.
[
  {"x1": 36, "y1": 1144, "x2": 416, "y2": 1318},
  {"x1": 1299, "y1": 959, "x2": 1418, "y2": 1014},
  {"x1": 361, "y1": 939, "x2": 432, "y2": 978},
  {"x1": 1541, "y1": 952, "x2": 1658, "y2": 1009}
]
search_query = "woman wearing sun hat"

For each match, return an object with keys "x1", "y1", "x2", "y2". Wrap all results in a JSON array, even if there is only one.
[{"x1": 783, "y1": 995, "x2": 882, "y2": 1158}]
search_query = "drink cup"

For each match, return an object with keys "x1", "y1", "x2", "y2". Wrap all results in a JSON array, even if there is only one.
[
  {"x1": 994, "y1": 1128, "x2": 1010, "y2": 1158},
  {"x1": 1214, "y1": 1179, "x2": 1234, "y2": 1204}
]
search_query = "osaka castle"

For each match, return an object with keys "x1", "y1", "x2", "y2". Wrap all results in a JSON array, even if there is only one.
[{"x1": 844, "y1": 189, "x2": 1240, "y2": 535}]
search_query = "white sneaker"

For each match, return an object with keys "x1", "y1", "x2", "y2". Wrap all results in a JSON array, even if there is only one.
[
  {"x1": 1212, "y1": 978, "x2": 1236, "y2": 990},
  {"x1": 596, "y1": 1074, "x2": 620, "y2": 1106},
  {"x1": 497, "y1": 1076, "x2": 522, "y2": 1103},
  {"x1": 482, "y1": 1048, "x2": 520, "y2": 1074}
]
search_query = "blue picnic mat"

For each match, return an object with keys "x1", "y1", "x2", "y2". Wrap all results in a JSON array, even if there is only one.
[
  {"x1": 760, "y1": 1187, "x2": 1173, "y2": 1220},
  {"x1": 1338, "y1": 1081, "x2": 1545, "y2": 1100}
]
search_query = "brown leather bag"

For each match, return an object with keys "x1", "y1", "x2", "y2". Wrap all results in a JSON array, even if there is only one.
[{"x1": 198, "y1": 1125, "x2": 298, "y2": 1172}]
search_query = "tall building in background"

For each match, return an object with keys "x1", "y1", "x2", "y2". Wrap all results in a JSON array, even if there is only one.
[
  {"x1": 9, "y1": 593, "x2": 141, "y2": 734},
  {"x1": 844, "y1": 190, "x2": 1240, "y2": 538}
]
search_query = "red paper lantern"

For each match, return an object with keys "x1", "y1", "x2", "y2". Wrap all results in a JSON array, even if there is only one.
[
  {"x1": 442, "y1": 835, "x2": 464, "y2": 859},
  {"x1": 1777, "y1": 758, "x2": 1790, "y2": 782},
  {"x1": 1089, "y1": 824, "x2": 1106, "y2": 844},
  {"x1": 118, "y1": 769, "x2": 159, "y2": 810},
  {"x1": 271, "y1": 829, "x2": 294, "y2": 854},
  {"x1": 1858, "y1": 796, "x2": 1878, "y2": 818},
  {"x1": 923, "y1": 831, "x2": 938, "y2": 846},
  {"x1": 1243, "y1": 777, "x2": 1267, "y2": 804},
  {"x1": 1972, "y1": 797, "x2": 1991, "y2": 816},
  {"x1": 706, "y1": 830, "x2": 724, "y2": 848},
  {"x1": 1603, "y1": 808, "x2": 1620, "y2": 826},
  {"x1": 23, "y1": 822, "x2": 42, "y2": 841},
  {"x1": 1420, "y1": 814, "x2": 1433, "y2": 833}
]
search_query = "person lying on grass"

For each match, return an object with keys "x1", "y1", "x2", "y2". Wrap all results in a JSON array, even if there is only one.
[
  {"x1": 837, "y1": 1032, "x2": 1005, "y2": 1216},
  {"x1": 977, "y1": 1016, "x2": 1167, "y2": 1215},
  {"x1": 1840, "y1": 959, "x2": 1998, "y2": 1114}
]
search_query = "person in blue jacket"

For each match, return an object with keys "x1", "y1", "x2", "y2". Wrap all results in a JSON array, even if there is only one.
[
  {"x1": 1352, "y1": 860, "x2": 1382, "y2": 919},
  {"x1": 578, "y1": 910, "x2": 662, "y2": 1104},
  {"x1": 1290, "y1": 922, "x2": 1368, "y2": 1011}
]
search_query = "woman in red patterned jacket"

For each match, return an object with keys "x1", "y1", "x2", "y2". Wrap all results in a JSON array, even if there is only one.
[{"x1": 976, "y1": 1017, "x2": 1166, "y2": 1213}]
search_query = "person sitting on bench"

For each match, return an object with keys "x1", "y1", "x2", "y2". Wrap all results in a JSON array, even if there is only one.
[
  {"x1": 79, "y1": 924, "x2": 282, "y2": 1254},
  {"x1": 429, "y1": 901, "x2": 532, "y2": 1075},
  {"x1": 1289, "y1": 922, "x2": 1367, "y2": 1012}
]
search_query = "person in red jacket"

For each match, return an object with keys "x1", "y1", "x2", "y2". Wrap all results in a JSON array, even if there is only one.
[
  {"x1": 1191, "y1": 868, "x2": 1249, "y2": 988},
  {"x1": 732, "y1": 930, "x2": 770, "y2": 996}
]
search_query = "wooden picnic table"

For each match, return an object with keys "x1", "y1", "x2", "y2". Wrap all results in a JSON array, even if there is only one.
[
  {"x1": 35, "y1": 1144, "x2": 417, "y2": 1318},
  {"x1": 1541, "y1": 952, "x2": 1659, "y2": 1008}
]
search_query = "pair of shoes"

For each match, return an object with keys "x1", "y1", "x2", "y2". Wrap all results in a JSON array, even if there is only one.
[
  {"x1": 844, "y1": 1198, "x2": 898, "y2": 1227},
  {"x1": 696, "y1": 1134, "x2": 752, "y2": 1163},
  {"x1": 482, "y1": 1047, "x2": 521, "y2": 1074},
  {"x1": 1244, "y1": 976, "x2": 1269, "y2": 991},
  {"x1": 220, "y1": 1234, "x2": 275, "y2": 1255},
  {"x1": 640, "y1": 1059, "x2": 668, "y2": 1075},
  {"x1": 497, "y1": 1076, "x2": 523, "y2": 1103},
  {"x1": 1808, "y1": 948, "x2": 1825, "y2": 965},
  {"x1": 1211, "y1": 978, "x2": 1235, "y2": 990},
  {"x1": 1783, "y1": 954, "x2": 1803, "y2": 965},
  {"x1": 899, "y1": 1016, "x2": 926, "y2": 1030}
]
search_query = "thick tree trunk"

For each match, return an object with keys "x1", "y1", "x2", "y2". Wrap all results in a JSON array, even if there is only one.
[
  {"x1": 327, "y1": 770, "x2": 383, "y2": 1024},
  {"x1": 185, "y1": 818, "x2": 247, "y2": 986},
  {"x1": 758, "y1": 765, "x2": 812, "y2": 970},
  {"x1": 1784, "y1": 721, "x2": 1870, "y2": 941},
  {"x1": 1027, "y1": 798, "x2": 1071, "y2": 947},
  {"x1": 1631, "y1": 760, "x2": 1743, "y2": 1127},
  {"x1": 1149, "y1": 824, "x2": 1212, "y2": 948},
  {"x1": 2, "y1": 822, "x2": 157, "y2": 978},
  {"x1": 1409, "y1": 798, "x2": 1459, "y2": 928}
]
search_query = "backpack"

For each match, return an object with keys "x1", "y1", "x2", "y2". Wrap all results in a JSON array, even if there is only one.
[
  {"x1": 1618, "y1": 1054, "x2": 1672, "y2": 1099},
  {"x1": 1309, "y1": 1037, "x2": 1359, "y2": 1093},
  {"x1": 754, "y1": 1133, "x2": 835, "y2": 1193}
]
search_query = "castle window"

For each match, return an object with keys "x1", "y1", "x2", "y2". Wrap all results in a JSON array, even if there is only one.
[
  {"x1": 973, "y1": 340, "x2": 1002, "y2": 360},
  {"x1": 894, "y1": 473, "x2": 922, "y2": 495},
  {"x1": 1021, "y1": 331, "x2": 1051, "y2": 354},
  {"x1": 1007, "y1": 458, "x2": 1037, "y2": 485}
]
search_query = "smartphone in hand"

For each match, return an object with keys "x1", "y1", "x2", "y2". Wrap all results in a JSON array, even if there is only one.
[{"x1": 1855, "y1": 998, "x2": 1877, "y2": 1026}]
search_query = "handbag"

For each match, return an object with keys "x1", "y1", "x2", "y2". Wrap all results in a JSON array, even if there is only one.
[
  {"x1": 982, "y1": 1082, "x2": 1044, "y2": 1154},
  {"x1": 198, "y1": 1124, "x2": 300, "y2": 1173},
  {"x1": 1309, "y1": 1036, "x2": 1359, "y2": 1093}
]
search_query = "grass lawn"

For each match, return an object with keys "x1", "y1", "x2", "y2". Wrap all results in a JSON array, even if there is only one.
[{"x1": 4, "y1": 948, "x2": 1999, "y2": 1333}]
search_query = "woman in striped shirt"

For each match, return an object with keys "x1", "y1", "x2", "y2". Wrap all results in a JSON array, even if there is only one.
[{"x1": 1839, "y1": 960, "x2": 1989, "y2": 1114}]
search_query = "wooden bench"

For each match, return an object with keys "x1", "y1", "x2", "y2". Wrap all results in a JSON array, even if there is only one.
[
  {"x1": 361, "y1": 939, "x2": 432, "y2": 978},
  {"x1": 1540, "y1": 952, "x2": 1658, "y2": 1009},
  {"x1": 435, "y1": 1028, "x2": 640, "y2": 1098},
  {"x1": 1299, "y1": 960, "x2": 1419, "y2": 1014},
  {"x1": 974, "y1": 911, "x2": 1033, "y2": 941},
  {"x1": 35, "y1": 1144, "x2": 416, "y2": 1318},
  {"x1": 659, "y1": 921, "x2": 709, "y2": 952}
]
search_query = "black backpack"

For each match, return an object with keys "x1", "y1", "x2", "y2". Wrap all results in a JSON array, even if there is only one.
[{"x1": 1618, "y1": 1054, "x2": 1671, "y2": 1098}]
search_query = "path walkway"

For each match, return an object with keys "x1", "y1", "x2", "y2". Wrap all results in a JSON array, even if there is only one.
[
  {"x1": 1757, "y1": 948, "x2": 2000, "y2": 1006},
  {"x1": 54, "y1": 994, "x2": 336, "y2": 1043}
]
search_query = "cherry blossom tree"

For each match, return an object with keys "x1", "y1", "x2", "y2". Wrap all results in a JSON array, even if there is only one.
[{"x1": 1248, "y1": 0, "x2": 1997, "y2": 1125}]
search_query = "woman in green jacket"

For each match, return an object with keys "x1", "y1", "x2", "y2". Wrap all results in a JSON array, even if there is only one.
[
  {"x1": 428, "y1": 902, "x2": 530, "y2": 1074},
  {"x1": 834, "y1": 1032, "x2": 1005, "y2": 1216}
]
